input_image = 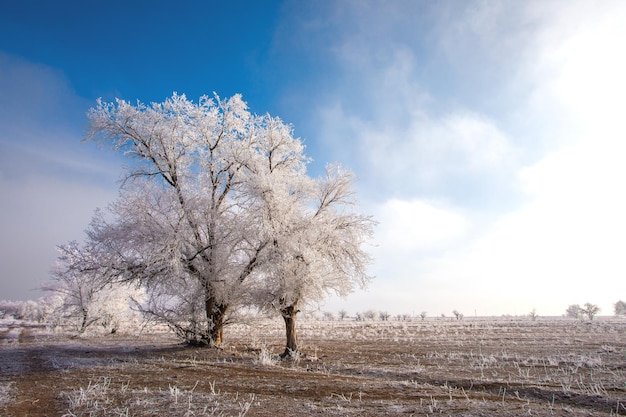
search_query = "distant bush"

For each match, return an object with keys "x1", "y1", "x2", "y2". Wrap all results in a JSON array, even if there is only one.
[
  {"x1": 0, "y1": 299, "x2": 47, "y2": 322},
  {"x1": 0, "y1": 300, "x2": 20, "y2": 319},
  {"x1": 566, "y1": 303, "x2": 600, "y2": 321},
  {"x1": 363, "y1": 310, "x2": 377, "y2": 321},
  {"x1": 565, "y1": 304, "x2": 582, "y2": 319},
  {"x1": 582, "y1": 303, "x2": 600, "y2": 321}
]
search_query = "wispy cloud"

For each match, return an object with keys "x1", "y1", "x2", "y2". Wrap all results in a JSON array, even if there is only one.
[
  {"x1": 300, "y1": 1, "x2": 626, "y2": 315},
  {"x1": 318, "y1": 103, "x2": 518, "y2": 202},
  {"x1": 0, "y1": 176, "x2": 118, "y2": 297}
]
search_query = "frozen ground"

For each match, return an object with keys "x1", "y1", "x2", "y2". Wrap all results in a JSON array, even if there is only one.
[{"x1": 1, "y1": 316, "x2": 625, "y2": 416}]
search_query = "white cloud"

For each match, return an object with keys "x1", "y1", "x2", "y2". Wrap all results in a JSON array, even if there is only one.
[
  {"x1": 405, "y1": 0, "x2": 626, "y2": 314},
  {"x1": 312, "y1": 1, "x2": 626, "y2": 316},
  {"x1": 374, "y1": 198, "x2": 468, "y2": 255},
  {"x1": 541, "y1": 3, "x2": 626, "y2": 126},
  {"x1": 317, "y1": 84, "x2": 518, "y2": 202}
]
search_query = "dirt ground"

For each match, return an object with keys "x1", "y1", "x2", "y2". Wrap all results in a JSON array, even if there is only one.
[{"x1": 1, "y1": 317, "x2": 625, "y2": 416}]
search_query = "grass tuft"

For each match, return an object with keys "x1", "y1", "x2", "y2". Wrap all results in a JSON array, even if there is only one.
[{"x1": 61, "y1": 377, "x2": 253, "y2": 417}]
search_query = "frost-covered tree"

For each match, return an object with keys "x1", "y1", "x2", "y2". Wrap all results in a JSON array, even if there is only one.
[
  {"x1": 0, "y1": 300, "x2": 22, "y2": 319},
  {"x1": 582, "y1": 303, "x2": 600, "y2": 321},
  {"x1": 0, "y1": 299, "x2": 46, "y2": 322},
  {"x1": 39, "y1": 293, "x2": 65, "y2": 327},
  {"x1": 322, "y1": 311, "x2": 335, "y2": 321},
  {"x1": 362, "y1": 310, "x2": 377, "y2": 321},
  {"x1": 614, "y1": 300, "x2": 626, "y2": 316},
  {"x1": 46, "y1": 242, "x2": 106, "y2": 332},
  {"x1": 57, "y1": 93, "x2": 373, "y2": 348},
  {"x1": 47, "y1": 242, "x2": 145, "y2": 333},
  {"x1": 251, "y1": 165, "x2": 374, "y2": 357},
  {"x1": 70, "y1": 93, "x2": 297, "y2": 345},
  {"x1": 565, "y1": 304, "x2": 582, "y2": 319}
]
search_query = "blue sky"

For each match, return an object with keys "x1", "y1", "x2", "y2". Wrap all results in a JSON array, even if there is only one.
[{"x1": 1, "y1": 1, "x2": 625, "y2": 316}]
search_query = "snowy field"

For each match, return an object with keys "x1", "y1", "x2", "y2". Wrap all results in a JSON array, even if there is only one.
[{"x1": 1, "y1": 316, "x2": 625, "y2": 416}]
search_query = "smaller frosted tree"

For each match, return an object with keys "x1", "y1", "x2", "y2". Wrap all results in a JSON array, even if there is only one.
[
  {"x1": 253, "y1": 165, "x2": 375, "y2": 358},
  {"x1": 582, "y1": 303, "x2": 600, "y2": 321},
  {"x1": 46, "y1": 242, "x2": 145, "y2": 333},
  {"x1": 39, "y1": 293, "x2": 65, "y2": 327},
  {"x1": 0, "y1": 300, "x2": 45, "y2": 322},
  {"x1": 322, "y1": 311, "x2": 335, "y2": 321},
  {"x1": 614, "y1": 300, "x2": 626, "y2": 316},
  {"x1": 565, "y1": 304, "x2": 582, "y2": 319},
  {"x1": 0, "y1": 300, "x2": 18, "y2": 319},
  {"x1": 46, "y1": 242, "x2": 105, "y2": 332},
  {"x1": 363, "y1": 310, "x2": 377, "y2": 321}
]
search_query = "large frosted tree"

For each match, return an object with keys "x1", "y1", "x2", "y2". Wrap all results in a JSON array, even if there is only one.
[
  {"x1": 55, "y1": 92, "x2": 373, "y2": 348},
  {"x1": 76, "y1": 93, "x2": 284, "y2": 345}
]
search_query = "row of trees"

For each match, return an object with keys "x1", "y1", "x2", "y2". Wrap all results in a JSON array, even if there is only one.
[
  {"x1": 565, "y1": 303, "x2": 601, "y2": 321},
  {"x1": 330, "y1": 303, "x2": 626, "y2": 322},
  {"x1": 48, "y1": 93, "x2": 375, "y2": 357},
  {"x1": 0, "y1": 288, "x2": 144, "y2": 334},
  {"x1": 5, "y1": 298, "x2": 626, "y2": 329}
]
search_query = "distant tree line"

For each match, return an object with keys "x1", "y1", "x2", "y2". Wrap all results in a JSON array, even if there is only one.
[
  {"x1": 565, "y1": 303, "x2": 601, "y2": 321},
  {"x1": 5, "y1": 299, "x2": 626, "y2": 330}
]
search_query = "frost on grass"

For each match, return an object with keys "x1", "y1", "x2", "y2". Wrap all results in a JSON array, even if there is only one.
[
  {"x1": 254, "y1": 346, "x2": 278, "y2": 366},
  {"x1": 61, "y1": 377, "x2": 253, "y2": 417},
  {"x1": 0, "y1": 382, "x2": 12, "y2": 408},
  {"x1": 0, "y1": 326, "x2": 21, "y2": 344}
]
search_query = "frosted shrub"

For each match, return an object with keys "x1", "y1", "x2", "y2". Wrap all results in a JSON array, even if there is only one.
[
  {"x1": 255, "y1": 346, "x2": 278, "y2": 366},
  {"x1": 44, "y1": 277, "x2": 147, "y2": 334}
]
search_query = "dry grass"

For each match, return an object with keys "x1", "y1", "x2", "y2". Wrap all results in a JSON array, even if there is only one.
[
  {"x1": 61, "y1": 376, "x2": 254, "y2": 417},
  {"x1": 1, "y1": 316, "x2": 625, "y2": 416}
]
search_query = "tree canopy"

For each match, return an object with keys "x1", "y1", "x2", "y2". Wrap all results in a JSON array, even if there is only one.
[{"x1": 52, "y1": 93, "x2": 375, "y2": 349}]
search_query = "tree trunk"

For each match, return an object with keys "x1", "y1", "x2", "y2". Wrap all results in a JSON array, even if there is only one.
[
  {"x1": 205, "y1": 296, "x2": 227, "y2": 347},
  {"x1": 280, "y1": 304, "x2": 299, "y2": 358},
  {"x1": 208, "y1": 306, "x2": 226, "y2": 346},
  {"x1": 79, "y1": 308, "x2": 89, "y2": 334}
]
